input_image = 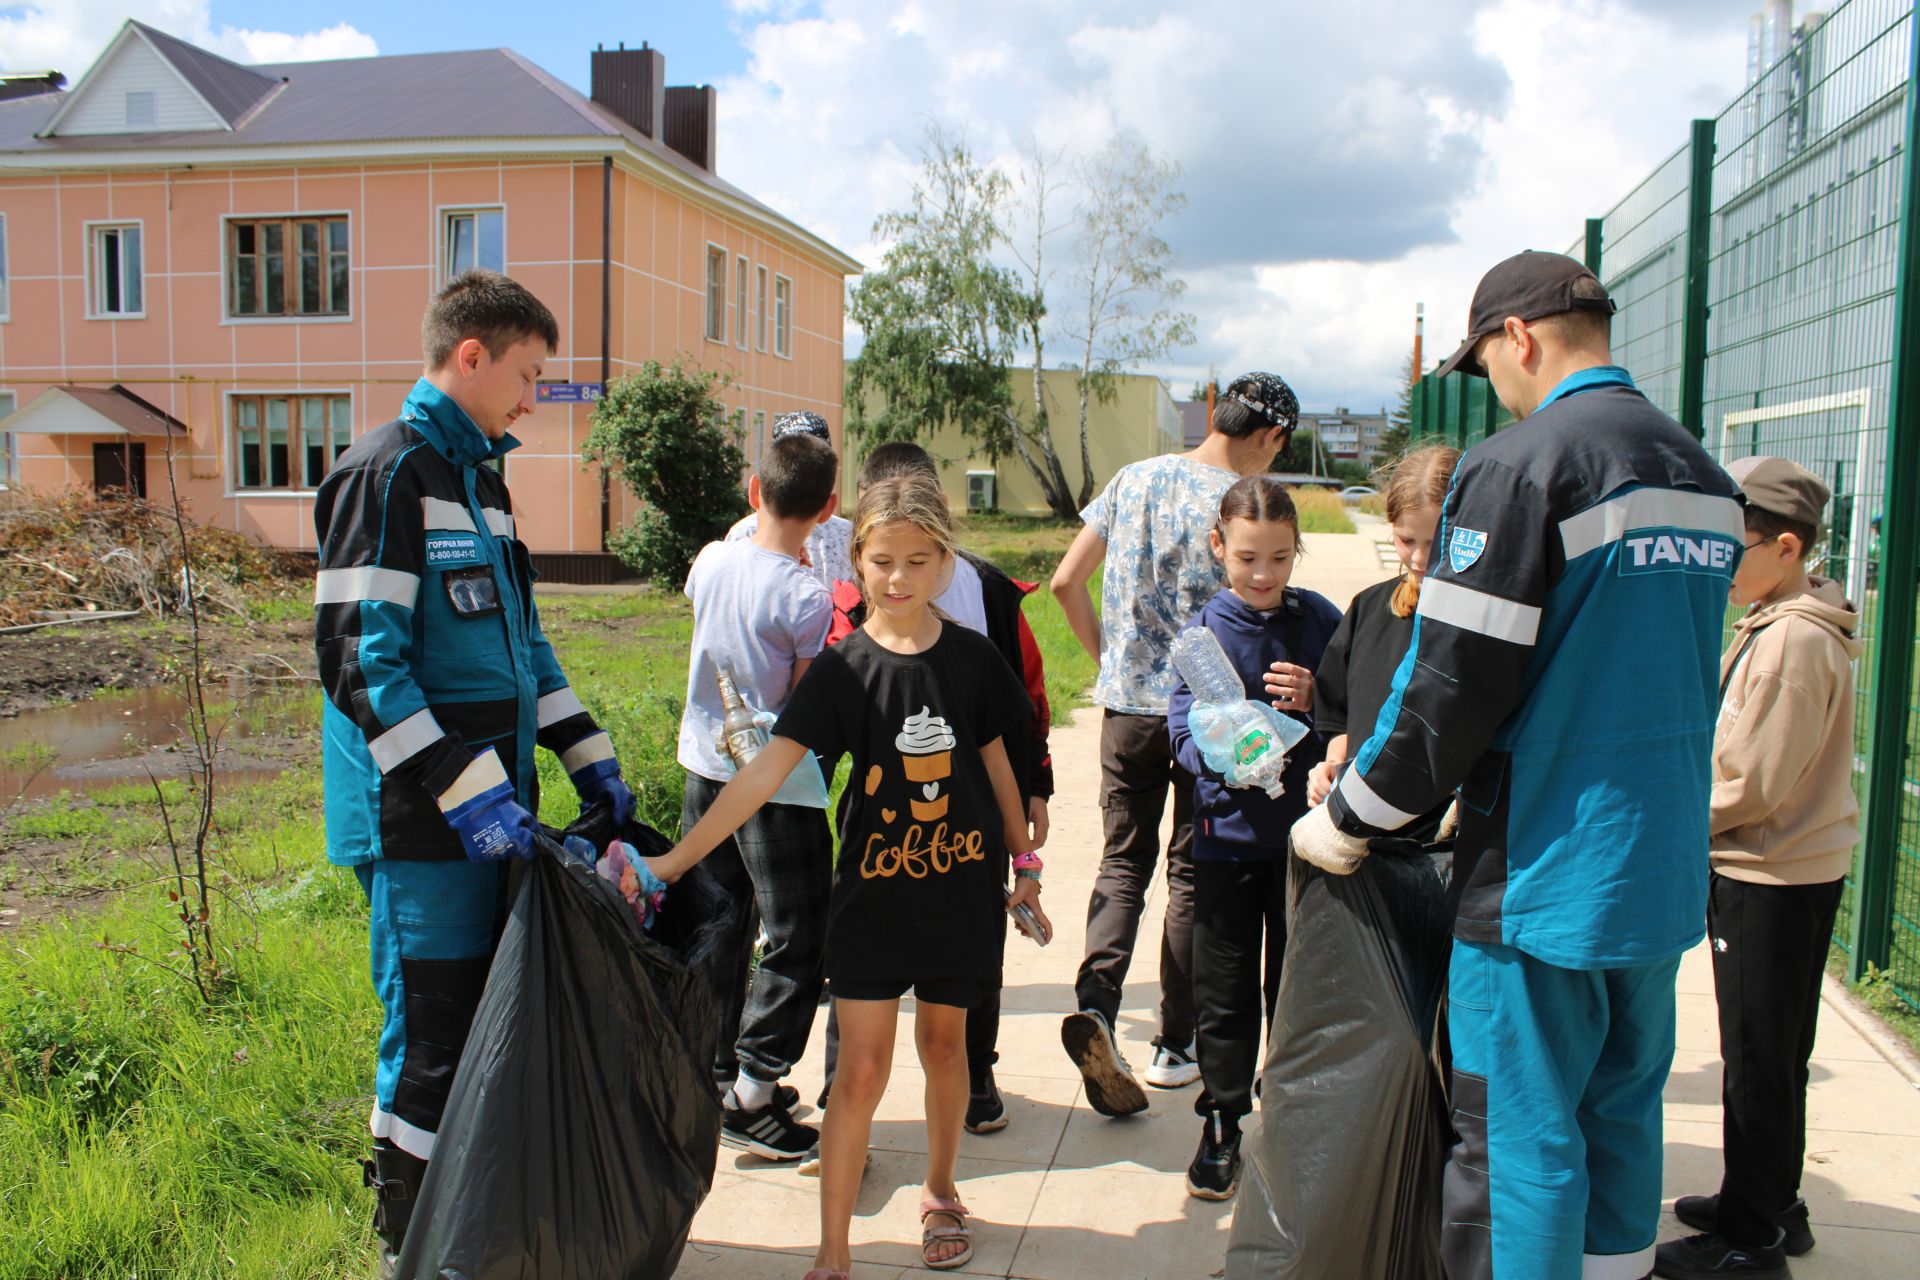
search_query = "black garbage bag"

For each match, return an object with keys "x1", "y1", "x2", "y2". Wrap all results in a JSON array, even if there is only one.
[
  {"x1": 394, "y1": 812, "x2": 741, "y2": 1280},
  {"x1": 1225, "y1": 841, "x2": 1456, "y2": 1280}
]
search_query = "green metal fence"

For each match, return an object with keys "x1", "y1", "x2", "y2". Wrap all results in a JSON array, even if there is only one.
[{"x1": 1411, "y1": 0, "x2": 1920, "y2": 1009}]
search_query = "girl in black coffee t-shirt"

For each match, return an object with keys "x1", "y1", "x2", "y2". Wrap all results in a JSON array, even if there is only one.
[{"x1": 649, "y1": 474, "x2": 1050, "y2": 1280}]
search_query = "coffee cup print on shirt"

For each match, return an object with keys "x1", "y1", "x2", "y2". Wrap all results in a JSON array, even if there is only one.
[{"x1": 897, "y1": 706, "x2": 956, "y2": 821}]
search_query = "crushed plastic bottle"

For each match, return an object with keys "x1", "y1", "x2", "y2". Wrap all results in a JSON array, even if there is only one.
[{"x1": 1172, "y1": 627, "x2": 1309, "y2": 799}]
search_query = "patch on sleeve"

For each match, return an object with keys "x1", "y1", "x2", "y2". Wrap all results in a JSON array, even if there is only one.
[{"x1": 1448, "y1": 527, "x2": 1488, "y2": 573}]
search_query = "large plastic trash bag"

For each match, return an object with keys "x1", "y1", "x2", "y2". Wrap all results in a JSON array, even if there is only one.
[
  {"x1": 394, "y1": 811, "x2": 741, "y2": 1280},
  {"x1": 1225, "y1": 839, "x2": 1455, "y2": 1280}
]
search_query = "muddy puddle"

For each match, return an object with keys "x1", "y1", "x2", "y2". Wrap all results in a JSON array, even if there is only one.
[{"x1": 0, "y1": 682, "x2": 317, "y2": 803}]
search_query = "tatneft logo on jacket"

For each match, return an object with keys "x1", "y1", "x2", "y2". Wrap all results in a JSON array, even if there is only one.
[{"x1": 1621, "y1": 528, "x2": 1742, "y2": 575}]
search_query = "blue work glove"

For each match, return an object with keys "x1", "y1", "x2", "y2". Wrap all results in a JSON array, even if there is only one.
[
  {"x1": 568, "y1": 737, "x2": 635, "y2": 829},
  {"x1": 437, "y1": 747, "x2": 539, "y2": 862}
]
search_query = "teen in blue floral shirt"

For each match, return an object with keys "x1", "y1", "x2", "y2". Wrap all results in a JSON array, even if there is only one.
[{"x1": 1049, "y1": 372, "x2": 1300, "y2": 1116}]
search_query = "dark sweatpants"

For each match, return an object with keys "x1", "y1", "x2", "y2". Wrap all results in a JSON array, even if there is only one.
[
  {"x1": 1073, "y1": 709, "x2": 1197, "y2": 1048},
  {"x1": 683, "y1": 773, "x2": 833, "y2": 1088},
  {"x1": 1193, "y1": 856, "x2": 1289, "y2": 1119},
  {"x1": 1708, "y1": 872, "x2": 1846, "y2": 1248}
]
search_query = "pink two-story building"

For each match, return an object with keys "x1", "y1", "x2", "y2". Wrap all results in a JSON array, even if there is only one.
[{"x1": 0, "y1": 20, "x2": 859, "y2": 578}]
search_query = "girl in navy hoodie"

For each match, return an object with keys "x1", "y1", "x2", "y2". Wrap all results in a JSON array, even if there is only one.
[{"x1": 1168, "y1": 475, "x2": 1342, "y2": 1202}]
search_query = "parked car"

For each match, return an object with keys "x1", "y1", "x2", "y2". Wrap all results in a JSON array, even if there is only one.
[{"x1": 1339, "y1": 485, "x2": 1378, "y2": 505}]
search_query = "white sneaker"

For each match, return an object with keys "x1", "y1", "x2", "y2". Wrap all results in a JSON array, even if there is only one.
[{"x1": 1143, "y1": 1039, "x2": 1201, "y2": 1089}]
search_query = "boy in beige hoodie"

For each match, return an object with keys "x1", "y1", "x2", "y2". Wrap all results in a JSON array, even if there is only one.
[{"x1": 1657, "y1": 457, "x2": 1860, "y2": 1280}]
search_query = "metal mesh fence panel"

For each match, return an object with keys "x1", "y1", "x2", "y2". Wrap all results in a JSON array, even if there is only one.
[
  {"x1": 1596, "y1": 143, "x2": 1695, "y2": 419},
  {"x1": 1702, "y1": 0, "x2": 1915, "y2": 1000}
]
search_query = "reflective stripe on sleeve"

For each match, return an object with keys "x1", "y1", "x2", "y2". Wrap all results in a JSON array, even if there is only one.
[
  {"x1": 370, "y1": 1105, "x2": 437, "y2": 1161},
  {"x1": 482, "y1": 507, "x2": 515, "y2": 539},
  {"x1": 314, "y1": 566, "x2": 420, "y2": 609},
  {"x1": 537, "y1": 687, "x2": 588, "y2": 728},
  {"x1": 1417, "y1": 577, "x2": 1541, "y2": 646},
  {"x1": 367, "y1": 708, "x2": 446, "y2": 775},
  {"x1": 561, "y1": 731, "x2": 616, "y2": 775},
  {"x1": 1337, "y1": 765, "x2": 1420, "y2": 831}
]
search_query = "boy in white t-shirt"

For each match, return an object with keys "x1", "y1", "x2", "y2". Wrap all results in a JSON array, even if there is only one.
[
  {"x1": 679, "y1": 431, "x2": 838, "y2": 1162},
  {"x1": 725, "y1": 411, "x2": 853, "y2": 590}
]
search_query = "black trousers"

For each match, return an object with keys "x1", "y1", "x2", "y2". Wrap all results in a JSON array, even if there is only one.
[
  {"x1": 1074, "y1": 710, "x2": 1197, "y2": 1047},
  {"x1": 682, "y1": 773, "x2": 833, "y2": 1087},
  {"x1": 1709, "y1": 872, "x2": 1846, "y2": 1248},
  {"x1": 1193, "y1": 856, "x2": 1289, "y2": 1119}
]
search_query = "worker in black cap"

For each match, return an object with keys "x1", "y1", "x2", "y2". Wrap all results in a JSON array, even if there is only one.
[{"x1": 1291, "y1": 251, "x2": 1745, "y2": 1280}]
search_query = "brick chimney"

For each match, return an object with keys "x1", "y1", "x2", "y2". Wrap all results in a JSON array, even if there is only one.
[
  {"x1": 589, "y1": 41, "x2": 665, "y2": 138},
  {"x1": 664, "y1": 85, "x2": 717, "y2": 171}
]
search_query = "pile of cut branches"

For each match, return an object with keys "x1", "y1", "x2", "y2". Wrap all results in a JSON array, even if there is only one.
[{"x1": 0, "y1": 489, "x2": 307, "y2": 627}]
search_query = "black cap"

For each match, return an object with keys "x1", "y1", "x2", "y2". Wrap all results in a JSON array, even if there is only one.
[
  {"x1": 771, "y1": 410, "x2": 831, "y2": 442},
  {"x1": 1221, "y1": 371, "x2": 1300, "y2": 433},
  {"x1": 1436, "y1": 251, "x2": 1617, "y2": 378}
]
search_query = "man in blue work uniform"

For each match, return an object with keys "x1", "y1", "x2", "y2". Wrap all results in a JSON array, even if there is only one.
[
  {"x1": 1292, "y1": 252, "x2": 1744, "y2": 1280},
  {"x1": 313, "y1": 270, "x2": 634, "y2": 1270}
]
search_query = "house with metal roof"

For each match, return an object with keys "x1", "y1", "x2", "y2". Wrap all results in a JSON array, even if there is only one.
[{"x1": 0, "y1": 19, "x2": 860, "y2": 575}]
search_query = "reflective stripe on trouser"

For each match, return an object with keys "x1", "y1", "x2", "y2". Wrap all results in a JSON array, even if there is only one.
[
  {"x1": 1442, "y1": 938, "x2": 1680, "y2": 1280},
  {"x1": 355, "y1": 859, "x2": 509, "y2": 1160}
]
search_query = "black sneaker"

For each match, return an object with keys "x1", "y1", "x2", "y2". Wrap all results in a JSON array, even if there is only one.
[
  {"x1": 1653, "y1": 1230, "x2": 1791, "y2": 1279},
  {"x1": 965, "y1": 1071, "x2": 1009, "y2": 1134},
  {"x1": 1061, "y1": 1009, "x2": 1148, "y2": 1117},
  {"x1": 1674, "y1": 1195, "x2": 1814, "y2": 1257},
  {"x1": 716, "y1": 1081, "x2": 802, "y2": 1113},
  {"x1": 721, "y1": 1095, "x2": 817, "y2": 1161},
  {"x1": 1185, "y1": 1110, "x2": 1242, "y2": 1201}
]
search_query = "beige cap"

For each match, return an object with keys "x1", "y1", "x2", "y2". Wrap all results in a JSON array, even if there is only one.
[{"x1": 1725, "y1": 455, "x2": 1830, "y2": 528}]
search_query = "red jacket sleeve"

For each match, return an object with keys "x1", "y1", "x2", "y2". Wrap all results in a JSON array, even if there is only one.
[{"x1": 1016, "y1": 606, "x2": 1055, "y2": 799}]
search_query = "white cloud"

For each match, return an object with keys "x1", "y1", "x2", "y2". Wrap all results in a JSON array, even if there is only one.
[
  {"x1": 714, "y1": 0, "x2": 1753, "y2": 411},
  {"x1": 0, "y1": 1, "x2": 376, "y2": 77}
]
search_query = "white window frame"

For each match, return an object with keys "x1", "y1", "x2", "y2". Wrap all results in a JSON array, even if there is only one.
[
  {"x1": 704, "y1": 243, "x2": 727, "y2": 343},
  {"x1": 87, "y1": 220, "x2": 145, "y2": 319},
  {"x1": 0, "y1": 389, "x2": 16, "y2": 488},
  {"x1": 220, "y1": 211, "x2": 354, "y2": 325},
  {"x1": 755, "y1": 265, "x2": 769, "y2": 352},
  {"x1": 734, "y1": 254, "x2": 749, "y2": 351},
  {"x1": 0, "y1": 212, "x2": 9, "y2": 321},
  {"x1": 773, "y1": 273, "x2": 793, "y2": 358},
  {"x1": 440, "y1": 205, "x2": 507, "y2": 283},
  {"x1": 224, "y1": 388, "x2": 355, "y2": 497}
]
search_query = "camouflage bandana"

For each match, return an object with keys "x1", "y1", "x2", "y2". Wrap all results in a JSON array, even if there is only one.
[
  {"x1": 1223, "y1": 372, "x2": 1299, "y2": 432},
  {"x1": 772, "y1": 411, "x2": 832, "y2": 442}
]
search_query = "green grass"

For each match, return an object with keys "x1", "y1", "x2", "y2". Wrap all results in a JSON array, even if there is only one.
[
  {"x1": 955, "y1": 514, "x2": 1097, "y2": 724},
  {"x1": 0, "y1": 576, "x2": 1103, "y2": 1280}
]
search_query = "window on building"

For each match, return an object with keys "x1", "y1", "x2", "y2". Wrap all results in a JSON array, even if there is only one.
[
  {"x1": 125, "y1": 90, "x2": 155, "y2": 127},
  {"x1": 755, "y1": 266, "x2": 769, "y2": 352},
  {"x1": 0, "y1": 391, "x2": 15, "y2": 487},
  {"x1": 445, "y1": 208, "x2": 504, "y2": 278},
  {"x1": 732, "y1": 407, "x2": 749, "y2": 460},
  {"x1": 229, "y1": 217, "x2": 350, "y2": 317},
  {"x1": 232, "y1": 393, "x2": 352, "y2": 490},
  {"x1": 92, "y1": 224, "x2": 143, "y2": 316},
  {"x1": 753, "y1": 409, "x2": 767, "y2": 461},
  {"x1": 0, "y1": 213, "x2": 9, "y2": 319},
  {"x1": 773, "y1": 275, "x2": 792, "y2": 358},
  {"x1": 705, "y1": 244, "x2": 727, "y2": 342},
  {"x1": 735, "y1": 256, "x2": 749, "y2": 351}
]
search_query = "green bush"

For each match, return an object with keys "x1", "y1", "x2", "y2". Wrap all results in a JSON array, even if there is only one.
[{"x1": 584, "y1": 360, "x2": 750, "y2": 583}]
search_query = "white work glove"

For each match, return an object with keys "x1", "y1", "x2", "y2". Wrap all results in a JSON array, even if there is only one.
[{"x1": 1290, "y1": 802, "x2": 1370, "y2": 876}]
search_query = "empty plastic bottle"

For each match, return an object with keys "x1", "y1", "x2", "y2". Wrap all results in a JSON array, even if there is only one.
[{"x1": 1172, "y1": 627, "x2": 1308, "y2": 799}]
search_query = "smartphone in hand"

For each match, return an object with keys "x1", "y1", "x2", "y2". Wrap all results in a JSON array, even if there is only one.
[{"x1": 1004, "y1": 887, "x2": 1051, "y2": 947}]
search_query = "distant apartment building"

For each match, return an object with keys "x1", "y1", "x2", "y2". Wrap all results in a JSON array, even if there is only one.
[
  {"x1": 1181, "y1": 397, "x2": 1391, "y2": 465},
  {"x1": 850, "y1": 366, "x2": 1183, "y2": 517},
  {"x1": 0, "y1": 21, "x2": 858, "y2": 576}
]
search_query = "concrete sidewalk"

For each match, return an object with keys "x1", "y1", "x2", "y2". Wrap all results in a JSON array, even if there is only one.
[{"x1": 672, "y1": 531, "x2": 1920, "y2": 1279}]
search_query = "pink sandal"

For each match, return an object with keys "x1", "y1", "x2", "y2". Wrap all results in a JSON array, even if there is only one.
[{"x1": 919, "y1": 1197, "x2": 974, "y2": 1270}]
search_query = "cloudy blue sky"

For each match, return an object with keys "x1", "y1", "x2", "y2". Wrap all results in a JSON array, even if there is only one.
[{"x1": 3, "y1": 0, "x2": 1772, "y2": 410}]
